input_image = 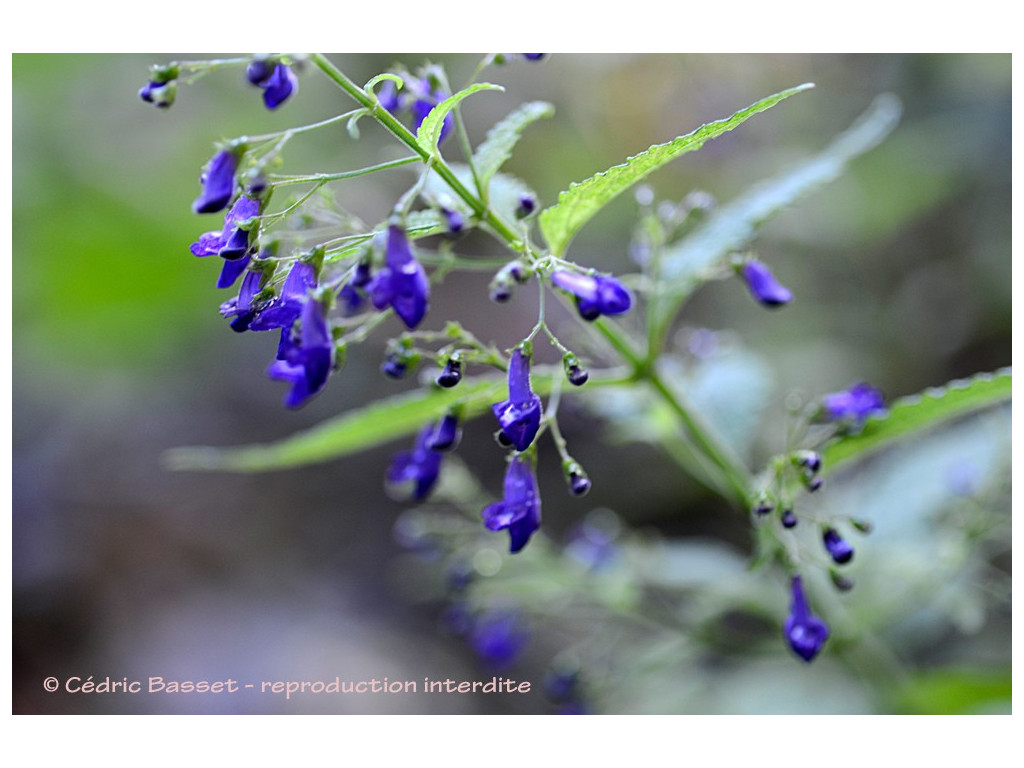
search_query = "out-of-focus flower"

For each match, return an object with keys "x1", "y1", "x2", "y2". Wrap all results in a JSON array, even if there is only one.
[
  {"x1": 822, "y1": 382, "x2": 886, "y2": 425},
  {"x1": 368, "y1": 225, "x2": 430, "y2": 329},
  {"x1": 387, "y1": 426, "x2": 444, "y2": 501},
  {"x1": 550, "y1": 271, "x2": 632, "y2": 321},
  {"x1": 248, "y1": 261, "x2": 317, "y2": 332},
  {"x1": 740, "y1": 260, "x2": 792, "y2": 307},
  {"x1": 469, "y1": 611, "x2": 529, "y2": 667},
  {"x1": 783, "y1": 576, "x2": 829, "y2": 663},
  {"x1": 491, "y1": 348, "x2": 542, "y2": 452},
  {"x1": 409, "y1": 78, "x2": 453, "y2": 144},
  {"x1": 822, "y1": 528, "x2": 854, "y2": 564},
  {"x1": 482, "y1": 455, "x2": 542, "y2": 553},
  {"x1": 426, "y1": 412, "x2": 462, "y2": 452},
  {"x1": 218, "y1": 268, "x2": 264, "y2": 333}
]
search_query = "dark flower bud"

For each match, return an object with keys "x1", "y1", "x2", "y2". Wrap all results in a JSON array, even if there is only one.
[
  {"x1": 426, "y1": 413, "x2": 462, "y2": 452},
  {"x1": 521, "y1": 54, "x2": 546, "y2": 61},
  {"x1": 780, "y1": 509, "x2": 798, "y2": 528},
  {"x1": 246, "y1": 58, "x2": 275, "y2": 85},
  {"x1": 441, "y1": 206, "x2": 464, "y2": 234},
  {"x1": 753, "y1": 500, "x2": 775, "y2": 516},
  {"x1": 563, "y1": 461, "x2": 591, "y2": 497},
  {"x1": 822, "y1": 527, "x2": 854, "y2": 564},
  {"x1": 794, "y1": 450, "x2": 822, "y2": 474},
  {"x1": 784, "y1": 576, "x2": 829, "y2": 662},
  {"x1": 516, "y1": 194, "x2": 537, "y2": 219},
  {"x1": 739, "y1": 259, "x2": 792, "y2": 308},
  {"x1": 436, "y1": 355, "x2": 463, "y2": 388},
  {"x1": 382, "y1": 354, "x2": 407, "y2": 379},
  {"x1": 563, "y1": 353, "x2": 589, "y2": 387},
  {"x1": 806, "y1": 476, "x2": 824, "y2": 493},
  {"x1": 829, "y1": 569, "x2": 855, "y2": 592},
  {"x1": 489, "y1": 280, "x2": 513, "y2": 303}
]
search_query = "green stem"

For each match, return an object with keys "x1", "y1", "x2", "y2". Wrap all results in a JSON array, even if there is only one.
[{"x1": 309, "y1": 53, "x2": 523, "y2": 251}]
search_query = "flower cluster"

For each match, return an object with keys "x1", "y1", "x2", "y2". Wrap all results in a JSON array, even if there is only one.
[{"x1": 377, "y1": 69, "x2": 455, "y2": 145}]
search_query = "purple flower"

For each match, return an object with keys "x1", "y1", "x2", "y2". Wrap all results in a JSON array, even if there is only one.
[
  {"x1": 190, "y1": 195, "x2": 260, "y2": 287},
  {"x1": 266, "y1": 295, "x2": 334, "y2": 408},
  {"x1": 783, "y1": 576, "x2": 829, "y2": 663},
  {"x1": 741, "y1": 260, "x2": 792, "y2": 307},
  {"x1": 218, "y1": 268, "x2": 264, "y2": 333},
  {"x1": 550, "y1": 271, "x2": 633, "y2": 321},
  {"x1": 482, "y1": 455, "x2": 542, "y2": 553},
  {"x1": 248, "y1": 261, "x2": 317, "y2": 332},
  {"x1": 138, "y1": 79, "x2": 177, "y2": 108},
  {"x1": 822, "y1": 528, "x2": 854, "y2": 564},
  {"x1": 426, "y1": 413, "x2": 462, "y2": 452},
  {"x1": 470, "y1": 611, "x2": 529, "y2": 667},
  {"x1": 248, "y1": 61, "x2": 298, "y2": 110},
  {"x1": 368, "y1": 225, "x2": 430, "y2": 330},
  {"x1": 436, "y1": 356, "x2": 463, "y2": 389},
  {"x1": 491, "y1": 348, "x2": 543, "y2": 452},
  {"x1": 193, "y1": 148, "x2": 240, "y2": 214},
  {"x1": 387, "y1": 426, "x2": 444, "y2": 501},
  {"x1": 822, "y1": 382, "x2": 886, "y2": 425},
  {"x1": 376, "y1": 80, "x2": 401, "y2": 113}
]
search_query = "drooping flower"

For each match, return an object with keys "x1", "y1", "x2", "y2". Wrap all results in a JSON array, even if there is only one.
[
  {"x1": 482, "y1": 454, "x2": 542, "y2": 553},
  {"x1": 426, "y1": 412, "x2": 462, "y2": 452},
  {"x1": 550, "y1": 271, "x2": 633, "y2": 321},
  {"x1": 248, "y1": 261, "x2": 317, "y2": 332},
  {"x1": 247, "y1": 61, "x2": 298, "y2": 110},
  {"x1": 436, "y1": 356, "x2": 463, "y2": 389},
  {"x1": 783, "y1": 575, "x2": 829, "y2": 663},
  {"x1": 822, "y1": 382, "x2": 886, "y2": 426},
  {"x1": 387, "y1": 426, "x2": 443, "y2": 501},
  {"x1": 368, "y1": 225, "x2": 430, "y2": 329},
  {"x1": 266, "y1": 294, "x2": 334, "y2": 408},
  {"x1": 491, "y1": 348, "x2": 543, "y2": 452},
  {"x1": 740, "y1": 260, "x2": 792, "y2": 307},
  {"x1": 822, "y1": 528, "x2": 854, "y2": 564},
  {"x1": 192, "y1": 148, "x2": 241, "y2": 214},
  {"x1": 218, "y1": 268, "x2": 264, "y2": 333},
  {"x1": 190, "y1": 195, "x2": 261, "y2": 287}
]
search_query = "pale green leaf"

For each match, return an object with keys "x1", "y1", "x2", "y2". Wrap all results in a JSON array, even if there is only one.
[
  {"x1": 661, "y1": 93, "x2": 903, "y2": 285},
  {"x1": 473, "y1": 101, "x2": 555, "y2": 190},
  {"x1": 822, "y1": 368, "x2": 1012, "y2": 473},
  {"x1": 538, "y1": 83, "x2": 814, "y2": 256},
  {"x1": 416, "y1": 83, "x2": 504, "y2": 153}
]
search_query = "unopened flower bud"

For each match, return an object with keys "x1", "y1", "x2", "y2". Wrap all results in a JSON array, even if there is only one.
[
  {"x1": 563, "y1": 353, "x2": 589, "y2": 387},
  {"x1": 794, "y1": 450, "x2": 822, "y2": 474},
  {"x1": 563, "y1": 461, "x2": 591, "y2": 497},
  {"x1": 850, "y1": 518, "x2": 873, "y2": 534},
  {"x1": 436, "y1": 355, "x2": 463, "y2": 388},
  {"x1": 516, "y1": 194, "x2": 537, "y2": 219},
  {"x1": 781, "y1": 509, "x2": 798, "y2": 529},
  {"x1": 822, "y1": 527, "x2": 854, "y2": 564},
  {"x1": 829, "y1": 569, "x2": 855, "y2": 592}
]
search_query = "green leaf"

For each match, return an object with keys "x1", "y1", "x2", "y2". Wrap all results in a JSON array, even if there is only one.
[
  {"x1": 473, "y1": 101, "x2": 555, "y2": 190},
  {"x1": 415, "y1": 83, "x2": 504, "y2": 154},
  {"x1": 822, "y1": 368, "x2": 1012, "y2": 474},
  {"x1": 165, "y1": 377, "x2": 506, "y2": 472},
  {"x1": 661, "y1": 93, "x2": 903, "y2": 285},
  {"x1": 894, "y1": 667, "x2": 1011, "y2": 715},
  {"x1": 538, "y1": 83, "x2": 814, "y2": 256}
]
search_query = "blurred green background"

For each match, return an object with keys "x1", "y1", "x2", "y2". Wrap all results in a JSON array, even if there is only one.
[{"x1": 13, "y1": 53, "x2": 1011, "y2": 714}]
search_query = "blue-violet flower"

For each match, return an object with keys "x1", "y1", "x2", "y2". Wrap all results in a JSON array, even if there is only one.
[
  {"x1": 491, "y1": 348, "x2": 543, "y2": 452},
  {"x1": 822, "y1": 528, "x2": 854, "y2": 564},
  {"x1": 741, "y1": 260, "x2": 792, "y2": 307},
  {"x1": 469, "y1": 611, "x2": 529, "y2": 667},
  {"x1": 386, "y1": 426, "x2": 443, "y2": 501},
  {"x1": 248, "y1": 261, "x2": 317, "y2": 332},
  {"x1": 266, "y1": 295, "x2": 333, "y2": 409},
  {"x1": 550, "y1": 271, "x2": 633, "y2": 321},
  {"x1": 822, "y1": 382, "x2": 886, "y2": 425},
  {"x1": 426, "y1": 413, "x2": 462, "y2": 452},
  {"x1": 368, "y1": 225, "x2": 430, "y2": 330},
  {"x1": 783, "y1": 575, "x2": 829, "y2": 663},
  {"x1": 248, "y1": 62, "x2": 298, "y2": 110},
  {"x1": 482, "y1": 454, "x2": 542, "y2": 553},
  {"x1": 193, "y1": 148, "x2": 240, "y2": 214}
]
